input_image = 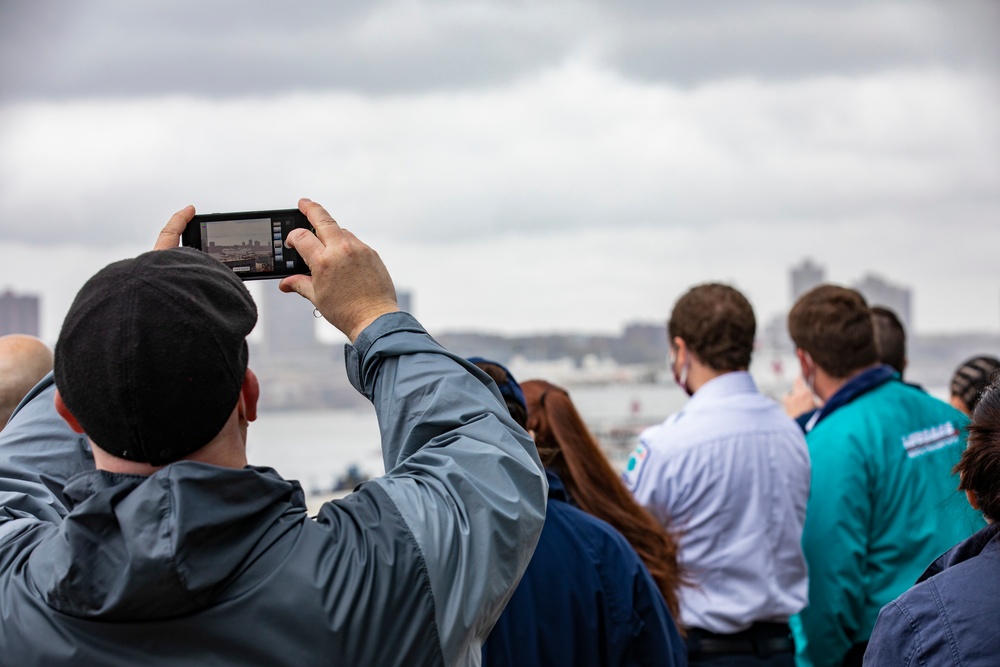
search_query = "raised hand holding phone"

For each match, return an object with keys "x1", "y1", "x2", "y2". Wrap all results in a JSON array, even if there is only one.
[{"x1": 279, "y1": 198, "x2": 399, "y2": 343}]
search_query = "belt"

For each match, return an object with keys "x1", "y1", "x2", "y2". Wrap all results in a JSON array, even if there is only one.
[
  {"x1": 695, "y1": 635, "x2": 794, "y2": 655},
  {"x1": 687, "y1": 623, "x2": 794, "y2": 657}
]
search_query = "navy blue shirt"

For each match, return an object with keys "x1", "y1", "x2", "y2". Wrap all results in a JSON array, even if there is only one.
[{"x1": 482, "y1": 470, "x2": 687, "y2": 667}]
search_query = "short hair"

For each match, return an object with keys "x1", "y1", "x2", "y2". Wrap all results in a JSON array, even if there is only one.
[
  {"x1": 788, "y1": 285, "x2": 878, "y2": 379},
  {"x1": 667, "y1": 283, "x2": 755, "y2": 372},
  {"x1": 870, "y1": 306, "x2": 906, "y2": 375},
  {"x1": 951, "y1": 356, "x2": 1000, "y2": 414},
  {"x1": 956, "y1": 379, "x2": 1000, "y2": 522}
]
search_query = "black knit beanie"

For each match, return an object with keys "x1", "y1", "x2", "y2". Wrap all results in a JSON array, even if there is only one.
[{"x1": 55, "y1": 247, "x2": 258, "y2": 465}]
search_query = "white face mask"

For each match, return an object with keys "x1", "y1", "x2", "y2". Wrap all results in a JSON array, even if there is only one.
[
  {"x1": 670, "y1": 349, "x2": 693, "y2": 396},
  {"x1": 802, "y1": 353, "x2": 821, "y2": 403}
]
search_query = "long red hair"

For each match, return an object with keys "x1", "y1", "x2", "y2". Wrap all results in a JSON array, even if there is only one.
[{"x1": 522, "y1": 379, "x2": 686, "y2": 627}]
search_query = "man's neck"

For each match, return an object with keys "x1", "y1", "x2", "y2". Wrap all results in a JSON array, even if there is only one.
[
  {"x1": 92, "y1": 410, "x2": 249, "y2": 474},
  {"x1": 689, "y1": 365, "x2": 744, "y2": 394}
]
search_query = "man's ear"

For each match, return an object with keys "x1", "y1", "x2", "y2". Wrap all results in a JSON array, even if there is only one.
[
  {"x1": 795, "y1": 348, "x2": 811, "y2": 378},
  {"x1": 54, "y1": 390, "x2": 86, "y2": 434},
  {"x1": 240, "y1": 368, "x2": 260, "y2": 423},
  {"x1": 672, "y1": 337, "x2": 687, "y2": 365}
]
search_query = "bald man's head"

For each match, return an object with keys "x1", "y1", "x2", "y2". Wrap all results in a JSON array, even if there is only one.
[{"x1": 0, "y1": 335, "x2": 54, "y2": 429}]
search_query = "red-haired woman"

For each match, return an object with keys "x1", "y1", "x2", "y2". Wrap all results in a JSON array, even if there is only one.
[
  {"x1": 521, "y1": 379, "x2": 686, "y2": 624},
  {"x1": 478, "y1": 363, "x2": 686, "y2": 667}
]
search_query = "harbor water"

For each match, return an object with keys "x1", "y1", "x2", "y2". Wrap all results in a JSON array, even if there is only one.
[{"x1": 247, "y1": 382, "x2": 690, "y2": 503}]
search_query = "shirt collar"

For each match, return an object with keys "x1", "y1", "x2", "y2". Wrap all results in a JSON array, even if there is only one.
[{"x1": 682, "y1": 371, "x2": 757, "y2": 413}]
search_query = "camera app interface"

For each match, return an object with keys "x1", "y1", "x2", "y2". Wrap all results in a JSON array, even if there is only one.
[{"x1": 199, "y1": 215, "x2": 300, "y2": 275}]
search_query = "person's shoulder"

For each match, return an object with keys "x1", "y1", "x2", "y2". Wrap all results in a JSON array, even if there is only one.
[
  {"x1": 548, "y1": 498, "x2": 638, "y2": 563},
  {"x1": 906, "y1": 384, "x2": 968, "y2": 424},
  {"x1": 869, "y1": 380, "x2": 970, "y2": 450},
  {"x1": 753, "y1": 394, "x2": 810, "y2": 434},
  {"x1": 884, "y1": 549, "x2": 1000, "y2": 649},
  {"x1": 868, "y1": 378, "x2": 962, "y2": 420},
  {"x1": 637, "y1": 413, "x2": 697, "y2": 453}
]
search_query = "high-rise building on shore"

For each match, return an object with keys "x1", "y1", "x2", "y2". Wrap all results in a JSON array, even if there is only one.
[
  {"x1": 397, "y1": 290, "x2": 412, "y2": 316},
  {"x1": 258, "y1": 283, "x2": 323, "y2": 359},
  {"x1": 0, "y1": 289, "x2": 40, "y2": 336},
  {"x1": 790, "y1": 259, "x2": 825, "y2": 303},
  {"x1": 854, "y1": 273, "x2": 913, "y2": 331}
]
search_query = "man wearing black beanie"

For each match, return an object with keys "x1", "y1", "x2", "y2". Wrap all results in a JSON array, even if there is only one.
[{"x1": 0, "y1": 199, "x2": 547, "y2": 666}]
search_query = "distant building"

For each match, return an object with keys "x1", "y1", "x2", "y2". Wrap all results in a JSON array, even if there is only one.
[
  {"x1": 790, "y1": 258, "x2": 825, "y2": 303},
  {"x1": 614, "y1": 323, "x2": 669, "y2": 365},
  {"x1": 0, "y1": 289, "x2": 40, "y2": 337},
  {"x1": 854, "y1": 273, "x2": 912, "y2": 331},
  {"x1": 397, "y1": 290, "x2": 413, "y2": 316},
  {"x1": 762, "y1": 313, "x2": 793, "y2": 353},
  {"x1": 258, "y1": 283, "x2": 322, "y2": 359}
]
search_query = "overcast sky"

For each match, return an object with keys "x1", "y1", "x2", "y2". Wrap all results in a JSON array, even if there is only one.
[{"x1": 1, "y1": 0, "x2": 998, "y2": 342}]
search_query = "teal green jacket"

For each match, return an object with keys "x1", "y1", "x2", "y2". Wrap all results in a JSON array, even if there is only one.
[{"x1": 792, "y1": 374, "x2": 983, "y2": 667}]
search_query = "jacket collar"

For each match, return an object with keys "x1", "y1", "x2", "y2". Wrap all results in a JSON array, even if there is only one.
[
  {"x1": 918, "y1": 522, "x2": 1000, "y2": 583},
  {"x1": 546, "y1": 469, "x2": 570, "y2": 503},
  {"x1": 805, "y1": 364, "x2": 896, "y2": 432}
]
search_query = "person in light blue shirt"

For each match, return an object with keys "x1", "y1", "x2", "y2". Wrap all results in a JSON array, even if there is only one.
[{"x1": 624, "y1": 283, "x2": 810, "y2": 666}]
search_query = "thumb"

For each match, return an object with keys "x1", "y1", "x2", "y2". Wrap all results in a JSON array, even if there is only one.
[
  {"x1": 278, "y1": 274, "x2": 316, "y2": 305},
  {"x1": 285, "y1": 227, "x2": 324, "y2": 268}
]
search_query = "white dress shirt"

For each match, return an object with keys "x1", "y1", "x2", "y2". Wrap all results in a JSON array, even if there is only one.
[{"x1": 624, "y1": 371, "x2": 810, "y2": 634}]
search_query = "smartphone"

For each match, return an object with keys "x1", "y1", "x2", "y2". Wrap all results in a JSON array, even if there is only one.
[{"x1": 182, "y1": 209, "x2": 313, "y2": 280}]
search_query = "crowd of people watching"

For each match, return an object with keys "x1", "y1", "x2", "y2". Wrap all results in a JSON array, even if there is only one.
[{"x1": 0, "y1": 199, "x2": 996, "y2": 666}]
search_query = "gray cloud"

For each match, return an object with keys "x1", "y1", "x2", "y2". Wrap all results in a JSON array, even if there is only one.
[
  {"x1": 1, "y1": 0, "x2": 998, "y2": 336},
  {"x1": 1, "y1": 0, "x2": 997, "y2": 103},
  {"x1": 0, "y1": 0, "x2": 572, "y2": 101},
  {"x1": 603, "y1": 1, "x2": 1000, "y2": 86},
  {"x1": 0, "y1": 65, "x2": 995, "y2": 248}
]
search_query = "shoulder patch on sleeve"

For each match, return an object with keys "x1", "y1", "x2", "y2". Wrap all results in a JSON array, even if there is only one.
[{"x1": 622, "y1": 443, "x2": 649, "y2": 490}]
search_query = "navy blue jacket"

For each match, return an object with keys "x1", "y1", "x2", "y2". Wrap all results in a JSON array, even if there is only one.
[
  {"x1": 864, "y1": 523, "x2": 1000, "y2": 666},
  {"x1": 482, "y1": 470, "x2": 687, "y2": 667}
]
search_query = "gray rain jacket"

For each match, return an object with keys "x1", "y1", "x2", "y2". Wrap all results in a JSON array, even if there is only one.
[{"x1": 0, "y1": 313, "x2": 547, "y2": 666}]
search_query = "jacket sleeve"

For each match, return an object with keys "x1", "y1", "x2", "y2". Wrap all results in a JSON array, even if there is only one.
[
  {"x1": 0, "y1": 373, "x2": 95, "y2": 529},
  {"x1": 793, "y1": 427, "x2": 870, "y2": 667},
  {"x1": 624, "y1": 557, "x2": 688, "y2": 667},
  {"x1": 344, "y1": 312, "x2": 548, "y2": 666}
]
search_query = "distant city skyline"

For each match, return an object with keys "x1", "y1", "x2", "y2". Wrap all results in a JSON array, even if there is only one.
[
  {"x1": 201, "y1": 219, "x2": 272, "y2": 248},
  {"x1": 0, "y1": 289, "x2": 40, "y2": 337},
  {"x1": 4, "y1": 254, "x2": 997, "y2": 346},
  {"x1": 2, "y1": 2, "x2": 997, "y2": 340},
  {"x1": 790, "y1": 258, "x2": 914, "y2": 331}
]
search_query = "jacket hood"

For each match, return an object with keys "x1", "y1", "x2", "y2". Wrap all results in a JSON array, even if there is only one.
[{"x1": 30, "y1": 462, "x2": 306, "y2": 620}]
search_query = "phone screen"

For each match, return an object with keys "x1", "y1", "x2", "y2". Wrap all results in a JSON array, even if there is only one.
[{"x1": 184, "y1": 209, "x2": 311, "y2": 280}]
